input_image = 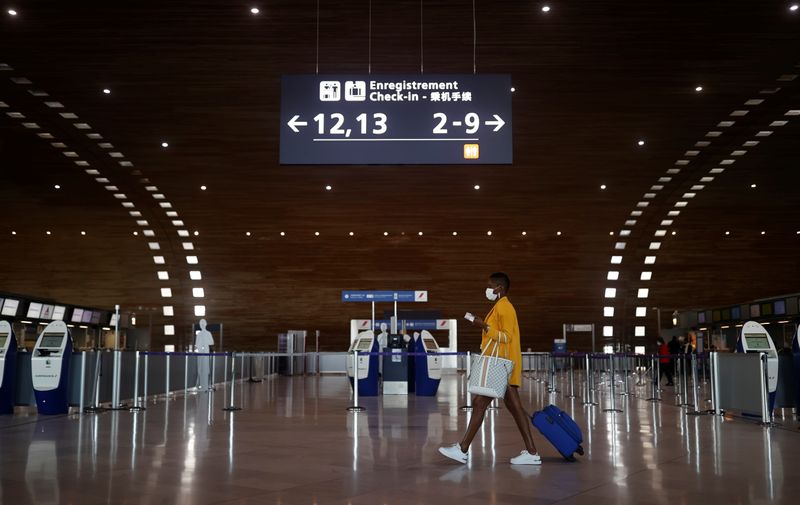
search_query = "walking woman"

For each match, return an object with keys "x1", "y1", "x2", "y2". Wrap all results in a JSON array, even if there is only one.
[{"x1": 439, "y1": 272, "x2": 541, "y2": 465}]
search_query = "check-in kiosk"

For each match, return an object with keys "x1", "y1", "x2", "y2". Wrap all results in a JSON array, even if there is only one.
[
  {"x1": 383, "y1": 334, "x2": 409, "y2": 395},
  {"x1": 0, "y1": 321, "x2": 17, "y2": 414},
  {"x1": 414, "y1": 330, "x2": 442, "y2": 396},
  {"x1": 347, "y1": 330, "x2": 379, "y2": 396},
  {"x1": 31, "y1": 321, "x2": 73, "y2": 415},
  {"x1": 736, "y1": 320, "x2": 779, "y2": 413}
]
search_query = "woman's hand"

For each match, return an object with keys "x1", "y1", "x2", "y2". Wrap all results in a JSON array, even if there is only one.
[{"x1": 471, "y1": 315, "x2": 488, "y2": 331}]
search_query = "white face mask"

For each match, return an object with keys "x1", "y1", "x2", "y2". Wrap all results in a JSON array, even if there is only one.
[{"x1": 485, "y1": 287, "x2": 498, "y2": 301}]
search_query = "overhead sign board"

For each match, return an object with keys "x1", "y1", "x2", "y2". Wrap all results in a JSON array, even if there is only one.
[
  {"x1": 342, "y1": 291, "x2": 428, "y2": 303},
  {"x1": 281, "y1": 74, "x2": 512, "y2": 165}
]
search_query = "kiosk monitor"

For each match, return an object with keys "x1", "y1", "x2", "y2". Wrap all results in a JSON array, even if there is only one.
[
  {"x1": 39, "y1": 333, "x2": 65, "y2": 349},
  {"x1": 71, "y1": 308, "x2": 84, "y2": 323},
  {"x1": 422, "y1": 337, "x2": 439, "y2": 351},
  {"x1": 0, "y1": 321, "x2": 18, "y2": 414},
  {"x1": 27, "y1": 302, "x2": 43, "y2": 319},
  {"x1": 744, "y1": 333, "x2": 771, "y2": 350},
  {"x1": 356, "y1": 339, "x2": 373, "y2": 351},
  {"x1": 1, "y1": 299, "x2": 19, "y2": 316}
]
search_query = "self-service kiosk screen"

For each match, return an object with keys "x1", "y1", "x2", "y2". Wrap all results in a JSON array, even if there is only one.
[
  {"x1": 40, "y1": 304, "x2": 54, "y2": 319},
  {"x1": 0, "y1": 333, "x2": 8, "y2": 347},
  {"x1": 39, "y1": 333, "x2": 65, "y2": 348},
  {"x1": 52, "y1": 306, "x2": 66, "y2": 321},
  {"x1": 744, "y1": 333, "x2": 771, "y2": 350},
  {"x1": 71, "y1": 308, "x2": 84, "y2": 323},
  {"x1": 26, "y1": 302, "x2": 43, "y2": 319},
  {"x1": 1, "y1": 299, "x2": 19, "y2": 316},
  {"x1": 423, "y1": 338, "x2": 438, "y2": 351},
  {"x1": 356, "y1": 339, "x2": 372, "y2": 351}
]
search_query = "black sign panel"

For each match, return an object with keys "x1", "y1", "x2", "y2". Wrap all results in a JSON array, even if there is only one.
[{"x1": 280, "y1": 74, "x2": 512, "y2": 165}]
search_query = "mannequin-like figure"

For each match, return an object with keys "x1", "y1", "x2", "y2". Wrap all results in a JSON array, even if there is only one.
[{"x1": 195, "y1": 319, "x2": 214, "y2": 391}]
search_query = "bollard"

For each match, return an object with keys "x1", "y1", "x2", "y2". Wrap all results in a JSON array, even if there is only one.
[
  {"x1": 646, "y1": 355, "x2": 661, "y2": 402},
  {"x1": 165, "y1": 353, "x2": 172, "y2": 399},
  {"x1": 583, "y1": 354, "x2": 597, "y2": 406},
  {"x1": 620, "y1": 355, "x2": 631, "y2": 396},
  {"x1": 130, "y1": 351, "x2": 145, "y2": 411},
  {"x1": 223, "y1": 353, "x2": 242, "y2": 411},
  {"x1": 347, "y1": 349, "x2": 366, "y2": 412},
  {"x1": 566, "y1": 354, "x2": 577, "y2": 398},
  {"x1": 603, "y1": 355, "x2": 622, "y2": 413},
  {"x1": 143, "y1": 354, "x2": 150, "y2": 406},
  {"x1": 460, "y1": 351, "x2": 473, "y2": 411}
]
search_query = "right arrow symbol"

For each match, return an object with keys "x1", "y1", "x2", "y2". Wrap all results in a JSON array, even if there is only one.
[
  {"x1": 485, "y1": 115, "x2": 505, "y2": 132},
  {"x1": 287, "y1": 115, "x2": 308, "y2": 133}
]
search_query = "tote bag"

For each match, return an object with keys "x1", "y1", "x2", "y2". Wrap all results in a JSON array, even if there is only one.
[{"x1": 468, "y1": 339, "x2": 514, "y2": 399}]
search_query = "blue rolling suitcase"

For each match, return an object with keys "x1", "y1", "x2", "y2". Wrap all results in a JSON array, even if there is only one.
[{"x1": 531, "y1": 404, "x2": 584, "y2": 461}]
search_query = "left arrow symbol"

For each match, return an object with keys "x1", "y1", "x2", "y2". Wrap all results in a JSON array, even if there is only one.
[
  {"x1": 288, "y1": 115, "x2": 308, "y2": 133},
  {"x1": 484, "y1": 114, "x2": 505, "y2": 132}
]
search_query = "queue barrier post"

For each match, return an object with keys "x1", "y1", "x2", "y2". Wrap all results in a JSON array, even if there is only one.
[
  {"x1": 130, "y1": 351, "x2": 145, "y2": 411},
  {"x1": 347, "y1": 349, "x2": 366, "y2": 412},
  {"x1": 223, "y1": 353, "x2": 242, "y2": 412}
]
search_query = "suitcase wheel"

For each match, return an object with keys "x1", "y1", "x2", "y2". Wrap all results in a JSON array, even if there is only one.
[
  {"x1": 576, "y1": 445, "x2": 584, "y2": 456},
  {"x1": 566, "y1": 455, "x2": 577, "y2": 462}
]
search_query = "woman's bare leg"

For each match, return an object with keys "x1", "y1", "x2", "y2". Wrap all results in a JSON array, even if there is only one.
[
  {"x1": 503, "y1": 386, "x2": 537, "y2": 453},
  {"x1": 459, "y1": 395, "x2": 493, "y2": 452}
]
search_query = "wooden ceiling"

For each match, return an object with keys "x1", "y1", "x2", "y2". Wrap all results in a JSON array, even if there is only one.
[{"x1": 1, "y1": 1, "x2": 799, "y2": 351}]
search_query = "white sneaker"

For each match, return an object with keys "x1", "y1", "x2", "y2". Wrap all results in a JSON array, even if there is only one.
[
  {"x1": 438, "y1": 443, "x2": 468, "y2": 464},
  {"x1": 510, "y1": 450, "x2": 542, "y2": 465}
]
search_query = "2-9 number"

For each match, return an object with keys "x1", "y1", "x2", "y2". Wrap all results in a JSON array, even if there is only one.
[{"x1": 433, "y1": 112, "x2": 481, "y2": 134}]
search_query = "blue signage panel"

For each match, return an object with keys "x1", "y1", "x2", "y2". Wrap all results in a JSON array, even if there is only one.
[
  {"x1": 342, "y1": 291, "x2": 428, "y2": 303},
  {"x1": 281, "y1": 74, "x2": 512, "y2": 165}
]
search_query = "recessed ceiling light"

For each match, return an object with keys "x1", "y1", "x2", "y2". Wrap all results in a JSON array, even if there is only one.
[
  {"x1": 46, "y1": 231, "x2": 51, "y2": 235},
  {"x1": 418, "y1": 232, "x2": 423, "y2": 236},
  {"x1": 103, "y1": 88, "x2": 111, "y2": 94},
  {"x1": 452, "y1": 231, "x2": 458, "y2": 236},
  {"x1": 510, "y1": 87, "x2": 516, "y2": 92},
  {"x1": 637, "y1": 140, "x2": 645, "y2": 146},
  {"x1": 724, "y1": 231, "x2": 730, "y2": 236},
  {"x1": 600, "y1": 184, "x2": 607, "y2": 190},
  {"x1": 193, "y1": 230, "x2": 199, "y2": 236},
  {"x1": 54, "y1": 184, "x2": 61, "y2": 189},
  {"x1": 474, "y1": 184, "x2": 480, "y2": 190},
  {"x1": 383, "y1": 232, "x2": 389, "y2": 236},
  {"x1": 81, "y1": 231, "x2": 86, "y2": 236},
  {"x1": 200, "y1": 185, "x2": 207, "y2": 190},
  {"x1": 556, "y1": 231, "x2": 562, "y2": 236},
  {"x1": 542, "y1": 5, "x2": 551, "y2": 12},
  {"x1": 761, "y1": 231, "x2": 766, "y2": 235},
  {"x1": 251, "y1": 7, "x2": 260, "y2": 14},
  {"x1": 7, "y1": 9, "x2": 18, "y2": 16},
  {"x1": 671, "y1": 231, "x2": 677, "y2": 236},
  {"x1": 695, "y1": 85, "x2": 704, "y2": 92},
  {"x1": 325, "y1": 185, "x2": 332, "y2": 191},
  {"x1": 609, "y1": 231, "x2": 614, "y2": 235},
  {"x1": 750, "y1": 183, "x2": 757, "y2": 188},
  {"x1": 245, "y1": 232, "x2": 251, "y2": 236},
  {"x1": 314, "y1": 231, "x2": 320, "y2": 236},
  {"x1": 791, "y1": 4, "x2": 799, "y2": 12},
  {"x1": 133, "y1": 231, "x2": 139, "y2": 236},
  {"x1": 161, "y1": 141, "x2": 169, "y2": 148},
  {"x1": 11, "y1": 231, "x2": 16, "y2": 235},
  {"x1": 487, "y1": 231, "x2": 492, "y2": 236},
  {"x1": 280, "y1": 232, "x2": 285, "y2": 236},
  {"x1": 349, "y1": 232, "x2": 354, "y2": 236}
]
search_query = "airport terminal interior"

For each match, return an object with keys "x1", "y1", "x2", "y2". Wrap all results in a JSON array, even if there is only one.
[{"x1": 2, "y1": 1, "x2": 800, "y2": 504}]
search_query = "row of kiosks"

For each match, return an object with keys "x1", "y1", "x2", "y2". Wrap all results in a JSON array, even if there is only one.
[{"x1": 0, "y1": 320, "x2": 73, "y2": 415}]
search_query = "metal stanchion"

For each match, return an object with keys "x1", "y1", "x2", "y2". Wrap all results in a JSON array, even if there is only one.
[
  {"x1": 566, "y1": 354, "x2": 577, "y2": 398},
  {"x1": 210, "y1": 355, "x2": 216, "y2": 391},
  {"x1": 646, "y1": 355, "x2": 661, "y2": 402},
  {"x1": 130, "y1": 351, "x2": 145, "y2": 411},
  {"x1": 248, "y1": 354, "x2": 263, "y2": 383},
  {"x1": 184, "y1": 354, "x2": 189, "y2": 393},
  {"x1": 79, "y1": 352, "x2": 87, "y2": 413},
  {"x1": 547, "y1": 354, "x2": 557, "y2": 393},
  {"x1": 347, "y1": 350, "x2": 366, "y2": 412},
  {"x1": 84, "y1": 351, "x2": 105, "y2": 414},
  {"x1": 460, "y1": 351, "x2": 473, "y2": 411},
  {"x1": 224, "y1": 353, "x2": 242, "y2": 411},
  {"x1": 711, "y1": 352, "x2": 722, "y2": 416},
  {"x1": 759, "y1": 353, "x2": 772, "y2": 426},
  {"x1": 165, "y1": 353, "x2": 172, "y2": 399},
  {"x1": 604, "y1": 355, "x2": 622, "y2": 413},
  {"x1": 687, "y1": 353, "x2": 710, "y2": 416},
  {"x1": 583, "y1": 354, "x2": 597, "y2": 406},
  {"x1": 620, "y1": 355, "x2": 631, "y2": 396},
  {"x1": 679, "y1": 355, "x2": 691, "y2": 407},
  {"x1": 143, "y1": 354, "x2": 150, "y2": 405}
]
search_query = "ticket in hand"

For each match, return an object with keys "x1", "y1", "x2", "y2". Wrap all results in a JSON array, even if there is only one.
[{"x1": 464, "y1": 312, "x2": 475, "y2": 322}]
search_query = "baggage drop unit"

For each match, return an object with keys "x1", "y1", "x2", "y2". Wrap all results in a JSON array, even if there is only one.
[
  {"x1": 0, "y1": 321, "x2": 18, "y2": 414},
  {"x1": 736, "y1": 320, "x2": 779, "y2": 414},
  {"x1": 31, "y1": 321, "x2": 73, "y2": 415},
  {"x1": 347, "y1": 330, "x2": 379, "y2": 396},
  {"x1": 414, "y1": 330, "x2": 442, "y2": 396}
]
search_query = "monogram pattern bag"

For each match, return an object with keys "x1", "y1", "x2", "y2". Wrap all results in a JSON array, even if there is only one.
[{"x1": 468, "y1": 338, "x2": 514, "y2": 399}]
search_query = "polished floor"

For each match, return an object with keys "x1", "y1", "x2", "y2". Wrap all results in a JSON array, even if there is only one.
[{"x1": 1, "y1": 371, "x2": 799, "y2": 505}]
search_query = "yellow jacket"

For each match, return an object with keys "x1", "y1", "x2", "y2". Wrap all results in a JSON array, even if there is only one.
[{"x1": 480, "y1": 296, "x2": 522, "y2": 387}]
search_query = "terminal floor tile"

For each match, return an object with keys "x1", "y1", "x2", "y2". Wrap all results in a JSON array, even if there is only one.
[{"x1": 0, "y1": 373, "x2": 798, "y2": 504}]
